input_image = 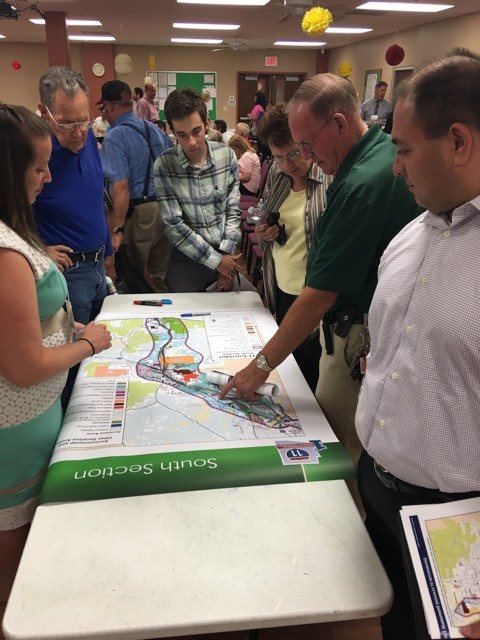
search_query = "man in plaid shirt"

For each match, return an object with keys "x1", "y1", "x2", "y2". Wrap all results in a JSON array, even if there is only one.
[{"x1": 154, "y1": 88, "x2": 242, "y2": 292}]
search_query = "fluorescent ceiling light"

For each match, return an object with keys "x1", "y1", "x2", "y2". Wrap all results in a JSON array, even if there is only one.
[
  {"x1": 173, "y1": 22, "x2": 240, "y2": 29},
  {"x1": 357, "y1": 2, "x2": 453, "y2": 12},
  {"x1": 326, "y1": 27, "x2": 372, "y2": 33},
  {"x1": 171, "y1": 37, "x2": 223, "y2": 44},
  {"x1": 30, "y1": 19, "x2": 102, "y2": 25},
  {"x1": 68, "y1": 35, "x2": 116, "y2": 41},
  {"x1": 274, "y1": 40, "x2": 326, "y2": 46},
  {"x1": 178, "y1": 0, "x2": 269, "y2": 5}
]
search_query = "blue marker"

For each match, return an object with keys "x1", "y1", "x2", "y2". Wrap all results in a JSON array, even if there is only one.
[
  {"x1": 160, "y1": 299, "x2": 172, "y2": 304},
  {"x1": 180, "y1": 312, "x2": 212, "y2": 317}
]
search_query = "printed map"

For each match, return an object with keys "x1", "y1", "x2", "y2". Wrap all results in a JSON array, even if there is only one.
[
  {"x1": 427, "y1": 513, "x2": 480, "y2": 627},
  {"x1": 63, "y1": 314, "x2": 302, "y2": 450}
]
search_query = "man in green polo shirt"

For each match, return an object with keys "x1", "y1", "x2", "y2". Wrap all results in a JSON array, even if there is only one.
[{"x1": 220, "y1": 73, "x2": 422, "y2": 469}]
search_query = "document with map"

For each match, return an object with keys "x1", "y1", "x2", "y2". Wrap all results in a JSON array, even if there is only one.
[
  {"x1": 400, "y1": 499, "x2": 480, "y2": 639},
  {"x1": 40, "y1": 308, "x2": 354, "y2": 504}
]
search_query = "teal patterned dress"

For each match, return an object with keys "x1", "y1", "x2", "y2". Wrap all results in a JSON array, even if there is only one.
[{"x1": 0, "y1": 221, "x2": 69, "y2": 530}]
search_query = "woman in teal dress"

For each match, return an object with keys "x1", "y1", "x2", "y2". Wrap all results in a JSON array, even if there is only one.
[{"x1": 0, "y1": 105, "x2": 112, "y2": 590}]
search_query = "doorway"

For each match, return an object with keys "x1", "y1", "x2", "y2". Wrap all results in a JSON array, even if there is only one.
[
  {"x1": 391, "y1": 66, "x2": 414, "y2": 100},
  {"x1": 237, "y1": 72, "x2": 307, "y2": 122}
]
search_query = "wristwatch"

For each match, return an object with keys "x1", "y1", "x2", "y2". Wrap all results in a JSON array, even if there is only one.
[
  {"x1": 255, "y1": 352, "x2": 274, "y2": 372},
  {"x1": 112, "y1": 225, "x2": 125, "y2": 234}
]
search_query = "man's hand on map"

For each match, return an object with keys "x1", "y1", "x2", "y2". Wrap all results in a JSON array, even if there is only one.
[
  {"x1": 218, "y1": 360, "x2": 269, "y2": 401},
  {"x1": 461, "y1": 622, "x2": 480, "y2": 638}
]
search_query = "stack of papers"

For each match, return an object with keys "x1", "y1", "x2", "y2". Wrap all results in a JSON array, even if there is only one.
[{"x1": 400, "y1": 498, "x2": 480, "y2": 639}]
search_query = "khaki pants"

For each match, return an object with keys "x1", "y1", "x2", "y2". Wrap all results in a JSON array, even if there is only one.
[
  {"x1": 316, "y1": 319, "x2": 367, "y2": 515},
  {"x1": 124, "y1": 201, "x2": 170, "y2": 292},
  {"x1": 315, "y1": 320, "x2": 366, "y2": 466}
]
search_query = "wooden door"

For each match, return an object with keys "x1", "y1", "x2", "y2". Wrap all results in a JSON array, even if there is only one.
[{"x1": 237, "y1": 72, "x2": 306, "y2": 121}]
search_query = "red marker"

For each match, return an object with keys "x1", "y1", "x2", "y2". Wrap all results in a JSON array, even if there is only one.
[{"x1": 133, "y1": 300, "x2": 163, "y2": 306}]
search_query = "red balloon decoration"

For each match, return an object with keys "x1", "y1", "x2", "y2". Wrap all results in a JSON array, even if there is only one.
[
  {"x1": 385, "y1": 44, "x2": 405, "y2": 66},
  {"x1": 11, "y1": 61, "x2": 22, "y2": 70}
]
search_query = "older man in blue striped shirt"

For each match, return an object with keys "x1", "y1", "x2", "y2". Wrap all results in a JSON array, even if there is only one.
[{"x1": 154, "y1": 87, "x2": 242, "y2": 292}]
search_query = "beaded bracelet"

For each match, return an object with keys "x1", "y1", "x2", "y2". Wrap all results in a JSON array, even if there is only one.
[{"x1": 78, "y1": 337, "x2": 95, "y2": 356}]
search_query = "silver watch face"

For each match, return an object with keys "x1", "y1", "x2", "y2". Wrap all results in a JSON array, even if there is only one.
[{"x1": 256, "y1": 353, "x2": 272, "y2": 371}]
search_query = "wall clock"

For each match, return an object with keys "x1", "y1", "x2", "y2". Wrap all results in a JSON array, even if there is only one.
[{"x1": 92, "y1": 62, "x2": 106, "y2": 77}]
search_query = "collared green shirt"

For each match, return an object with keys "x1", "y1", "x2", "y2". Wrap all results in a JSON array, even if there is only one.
[{"x1": 306, "y1": 124, "x2": 423, "y2": 313}]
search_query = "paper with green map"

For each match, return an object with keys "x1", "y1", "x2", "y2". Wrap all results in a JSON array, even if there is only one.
[
  {"x1": 40, "y1": 309, "x2": 354, "y2": 504},
  {"x1": 401, "y1": 498, "x2": 480, "y2": 639}
]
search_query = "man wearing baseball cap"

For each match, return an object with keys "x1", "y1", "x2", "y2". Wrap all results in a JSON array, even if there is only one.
[{"x1": 98, "y1": 80, "x2": 172, "y2": 292}]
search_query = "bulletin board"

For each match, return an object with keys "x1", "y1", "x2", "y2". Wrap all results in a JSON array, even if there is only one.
[{"x1": 146, "y1": 70, "x2": 217, "y2": 122}]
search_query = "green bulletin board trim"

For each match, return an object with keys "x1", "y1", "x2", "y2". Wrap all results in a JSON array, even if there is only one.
[{"x1": 148, "y1": 70, "x2": 217, "y2": 122}]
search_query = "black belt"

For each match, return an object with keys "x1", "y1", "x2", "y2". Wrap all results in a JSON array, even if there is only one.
[
  {"x1": 324, "y1": 310, "x2": 366, "y2": 326},
  {"x1": 69, "y1": 247, "x2": 105, "y2": 263},
  {"x1": 131, "y1": 195, "x2": 156, "y2": 207},
  {"x1": 374, "y1": 460, "x2": 480, "y2": 503}
]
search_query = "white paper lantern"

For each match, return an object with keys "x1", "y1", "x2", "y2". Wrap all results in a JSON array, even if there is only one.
[
  {"x1": 114, "y1": 53, "x2": 133, "y2": 76},
  {"x1": 144, "y1": 76, "x2": 153, "y2": 84}
]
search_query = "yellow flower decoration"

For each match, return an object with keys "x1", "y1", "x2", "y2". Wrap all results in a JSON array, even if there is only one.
[
  {"x1": 302, "y1": 7, "x2": 333, "y2": 36},
  {"x1": 149, "y1": 52, "x2": 156, "y2": 72},
  {"x1": 338, "y1": 62, "x2": 353, "y2": 78}
]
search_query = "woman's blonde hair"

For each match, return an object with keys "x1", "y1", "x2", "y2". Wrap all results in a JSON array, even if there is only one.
[{"x1": 228, "y1": 134, "x2": 253, "y2": 155}]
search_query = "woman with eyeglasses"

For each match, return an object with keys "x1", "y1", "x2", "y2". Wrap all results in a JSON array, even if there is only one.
[
  {"x1": 0, "y1": 105, "x2": 112, "y2": 590},
  {"x1": 256, "y1": 104, "x2": 328, "y2": 391}
]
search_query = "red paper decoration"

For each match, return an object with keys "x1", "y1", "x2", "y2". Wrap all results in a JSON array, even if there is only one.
[
  {"x1": 11, "y1": 61, "x2": 22, "y2": 70},
  {"x1": 385, "y1": 45, "x2": 405, "y2": 66}
]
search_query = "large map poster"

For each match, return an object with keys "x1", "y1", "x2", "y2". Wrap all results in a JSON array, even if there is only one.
[{"x1": 40, "y1": 309, "x2": 354, "y2": 504}]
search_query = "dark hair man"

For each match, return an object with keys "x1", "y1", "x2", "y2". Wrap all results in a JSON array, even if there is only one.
[
  {"x1": 154, "y1": 87, "x2": 241, "y2": 293},
  {"x1": 213, "y1": 119, "x2": 227, "y2": 134},
  {"x1": 356, "y1": 50, "x2": 480, "y2": 640},
  {"x1": 361, "y1": 80, "x2": 392, "y2": 127},
  {"x1": 132, "y1": 87, "x2": 143, "y2": 102}
]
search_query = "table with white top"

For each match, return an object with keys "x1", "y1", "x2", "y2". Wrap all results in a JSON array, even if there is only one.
[{"x1": 3, "y1": 292, "x2": 392, "y2": 640}]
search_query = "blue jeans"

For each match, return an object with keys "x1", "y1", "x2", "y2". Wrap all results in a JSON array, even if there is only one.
[{"x1": 64, "y1": 258, "x2": 107, "y2": 326}]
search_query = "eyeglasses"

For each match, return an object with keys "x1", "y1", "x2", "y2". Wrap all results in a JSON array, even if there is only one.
[
  {"x1": 272, "y1": 148, "x2": 302, "y2": 164},
  {"x1": 45, "y1": 105, "x2": 94, "y2": 132},
  {"x1": 296, "y1": 117, "x2": 331, "y2": 151}
]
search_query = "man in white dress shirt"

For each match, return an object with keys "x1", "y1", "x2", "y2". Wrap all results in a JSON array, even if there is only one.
[
  {"x1": 360, "y1": 80, "x2": 392, "y2": 126},
  {"x1": 356, "y1": 51, "x2": 480, "y2": 640}
]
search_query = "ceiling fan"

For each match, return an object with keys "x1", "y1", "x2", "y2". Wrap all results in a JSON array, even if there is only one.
[
  {"x1": 262, "y1": 0, "x2": 315, "y2": 24},
  {"x1": 212, "y1": 37, "x2": 249, "y2": 52}
]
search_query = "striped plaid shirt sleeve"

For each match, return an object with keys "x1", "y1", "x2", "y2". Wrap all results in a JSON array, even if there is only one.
[{"x1": 154, "y1": 143, "x2": 241, "y2": 270}]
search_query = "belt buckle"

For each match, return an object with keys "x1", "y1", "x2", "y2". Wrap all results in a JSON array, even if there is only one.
[
  {"x1": 78, "y1": 251, "x2": 86, "y2": 263},
  {"x1": 374, "y1": 460, "x2": 399, "y2": 492},
  {"x1": 94, "y1": 247, "x2": 104, "y2": 262}
]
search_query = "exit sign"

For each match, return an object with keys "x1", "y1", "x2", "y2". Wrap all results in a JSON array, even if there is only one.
[{"x1": 265, "y1": 56, "x2": 278, "y2": 67}]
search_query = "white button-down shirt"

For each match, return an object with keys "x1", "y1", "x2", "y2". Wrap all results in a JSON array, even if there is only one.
[{"x1": 356, "y1": 196, "x2": 480, "y2": 492}]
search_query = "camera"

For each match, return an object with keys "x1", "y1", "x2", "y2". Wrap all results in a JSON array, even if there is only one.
[{"x1": 266, "y1": 211, "x2": 287, "y2": 246}]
